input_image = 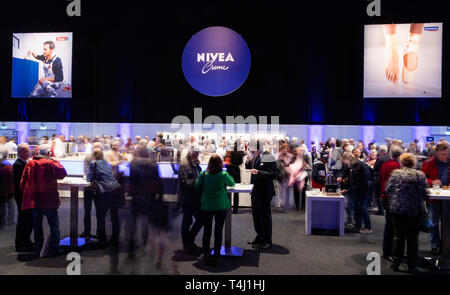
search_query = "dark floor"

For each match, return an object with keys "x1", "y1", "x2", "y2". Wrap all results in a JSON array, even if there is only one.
[{"x1": 0, "y1": 198, "x2": 448, "y2": 275}]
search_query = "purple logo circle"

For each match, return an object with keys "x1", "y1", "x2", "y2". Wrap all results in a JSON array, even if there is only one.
[{"x1": 182, "y1": 26, "x2": 251, "y2": 97}]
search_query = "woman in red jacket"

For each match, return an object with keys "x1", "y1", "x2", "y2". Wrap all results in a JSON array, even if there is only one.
[{"x1": 20, "y1": 144, "x2": 67, "y2": 257}]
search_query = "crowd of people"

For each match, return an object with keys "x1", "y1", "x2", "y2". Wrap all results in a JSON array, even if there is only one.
[{"x1": 0, "y1": 132, "x2": 449, "y2": 273}]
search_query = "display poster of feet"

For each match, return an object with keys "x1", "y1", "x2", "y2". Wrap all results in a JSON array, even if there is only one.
[
  {"x1": 12, "y1": 32, "x2": 73, "y2": 98},
  {"x1": 364, "y1": 23, "x2": 442, "y2": 98}
]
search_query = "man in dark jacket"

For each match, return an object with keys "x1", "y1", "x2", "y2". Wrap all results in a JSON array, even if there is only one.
[
  {"x1": 248, "y1": 143, "x2": 277, "y2": 249},
  {"x1": 13, "y1": 144, "x2": 34, "y2": 252},
  {"x1": 177, "y1": 147, "x2": 203, "y2": 253},
  {"x1": 342, "y1": 158, "x2": 372, "y2": 234}
]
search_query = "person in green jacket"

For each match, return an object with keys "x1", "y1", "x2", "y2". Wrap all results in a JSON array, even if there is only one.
[{"x1": 195, "y1": 154, "x2": 235, "y2": 266}]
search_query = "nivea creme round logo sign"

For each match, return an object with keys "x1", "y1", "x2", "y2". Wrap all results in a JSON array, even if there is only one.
[{"x1": 182, "y1": 26, "x2": 251, "y2": 97}]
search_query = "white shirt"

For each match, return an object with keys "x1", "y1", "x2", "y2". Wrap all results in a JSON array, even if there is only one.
[
  {"x1": 4, "y1": 141, "x2": 18, "y2": 153},
  {"x1": 54, "y1": 138, "x2": 66, "y2": 158}
]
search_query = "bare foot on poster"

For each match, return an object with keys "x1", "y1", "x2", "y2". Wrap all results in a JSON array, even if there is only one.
[{"x1": 385, "y1": 35, "x2": 399, "y2": 84}]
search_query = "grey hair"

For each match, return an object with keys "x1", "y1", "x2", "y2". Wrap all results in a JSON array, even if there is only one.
[
  {"x1": 379, "y1": 144, "x2": 388, "y2": 153},
  {"x1": 390, "y1": 146, "x2": 403, "y2": 159},
  {"x1": 38, "y1": 144, "x2": 51, "y2": 155}
]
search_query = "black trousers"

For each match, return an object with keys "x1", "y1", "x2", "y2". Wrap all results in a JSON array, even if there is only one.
[
  {"x1": 382, "y1": 199, "x2": 394, "y2": 256},
  {"x1": 292, "y1": 181, "x2": 307, "y2": 211},
  {"x1": 201, "y1": 210, "x2": 226, "y2": 256},
  {"x1": 293, "y1": 184, "x2": 301, "y2": 211},
  {"x1": 94, "y1": 192, "x2": 120, "y2": 243},
  {"x1": 14, "y1": 195, "x2": 33, "y2": 248},
  {"x1": 392, "y1": 214, "x2": 420, "y2": 269},
  {"x1": 181, "y1": 206, "x2": 203, "y2": 248},
  {"x1": 374, "y1": 185, "x2": 384, "y2": 213},
  {"x1": 251, "y1": 193, "x2": 273, "y2": 244},
  {"x1": 83, "y1": 187, "x2": 94, "y2": 234}
]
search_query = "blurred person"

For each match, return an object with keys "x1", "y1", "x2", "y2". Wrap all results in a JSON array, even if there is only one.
[
  {"x1": 366, "y1": 149, "x2": 378, "y2": 168},
  {"x1": 287, "y1": 146, "x2": 308, "y2": 210},
  {"x1": 372, "y1": 145, "x2": 390, "y2": 216},
  {"x1": 178, "y1": 146, "x2": 203, "y2": 254},
  {"x1": 103, "y1": 135, "x2": 111, "y2": 150},
  {"x1": 39, "y1": 135, "x2": 50, "y2": 146},
  {"x1": 13, "y1": 144, "x2": 34, "y2": 251},
  {"x1": 385, "y1": 138, "x2": 392, "y2": 151},
  {"x1": 247, "y1": 141, "x2": 277, "y2": 249},
  {"x1": 274, "y1": 143, "x2": 293, "y2": 210},
  {"x1": 421, "y1": 142, "x2": 449, "y2": 255},
  {"x1": 299, "y1": 139, "x2": 307, "y2": 152},
  {"x1": 137, "y1": 139, "x2": 148, "y2": 149},
  {"x1": 226, "y1": 139, "x2": 246, "y2": 213},
  {"x1": 348, "y1": 138, "x2": 355, "y2": 150},
  {"x1": 0, "y1": 136, "x2": 7, "y2": 147},
  {"x1": 75, "y1": 136, "x2": 85, "y2": 152},
  {"x1": 379, "y1": 146, "x2": 403, "y2": 260},
  {"x1": 135, "y1": 135, "x2": 142, "y2": 145},
  {"x1": 20, "y1": 144, "x2": 67, "y2": 257},
  {"x1": 195, "y1": 155, "x2": 235, "y2": 266},
  {"x1": 5, "y1": 137, "x2": 18, "y2": 154},
  {"x1": 365, "y1": 149, "x2": 377, "y2": 210},
  {"x1": 290, "y1": 137, "x2": 299, "y2": 148},
  {"x1": 54, "y1": 135, "x2": 66, "y2": 158},
  {"x1": 423, "y1": 142, "x2": 432, "y2": 157},
  {"x1": 80, "y1": 142, "x2": 103, "y2": 238},
  {"x1": 357, "y1": 142, "x2": 368, "y2": 159},
  {"x1": 352, "y1": 148, "x2": 363, "y2": 161},
  {"x1": 127, "y1": 145, "x2": 166, "y2": 265},
  {"x1": 310, "y1": 141, "x2": 318, "y2": 163},
  {"x1": 341, "y1": 158, "x2": 372, "y2": 234},
  {"x1": 385, "y1": 153, "x2": 429, "y2": 273},
  {"x1": 0, "y1": 146, "x2": 15, "y2": 228},
  {"x1": 407, "y1": 142, "x2": 420, "y2": 155},
  {"x1": 216, "y1": 140, "x2": 228, "y2": 159},
  {"x1": 87, "y1": 149, "x2": 122, "y2": 247},
  {"x1": 84, "y1": 137, "x2": 93, "y2": 154},
  {"x1": 125, "y1": 138, "x2": 134, "y2": 152},
  {"x1": 311, "y1": 151, "x2": 329, "y2": 189},
  {"x1": 329, "y1": 139, "x2": 344, "y2": 178},
  {"x1": 159, "y1": 140, "x2": 175, "y2": 162},
  {"x1": 105, "y1": 140, "x2": 124, "y2": 178}
]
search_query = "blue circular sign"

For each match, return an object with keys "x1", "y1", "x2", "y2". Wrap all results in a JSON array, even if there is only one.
[{"x1": 182, "y1": 26, "x2": 251, "y2": 97}]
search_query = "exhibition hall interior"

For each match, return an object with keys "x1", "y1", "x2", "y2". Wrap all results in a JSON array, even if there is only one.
[{"x1": 1, "y1": 0, "x2": 450, "y2": 279}]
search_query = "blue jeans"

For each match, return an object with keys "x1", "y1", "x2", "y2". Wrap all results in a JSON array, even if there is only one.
[
  {"x1": 354, "y1": 195, "x2": 372, "y2": 231},
  {"x1": 32, "y1": 209, "x2": 60, "y2": 252},
  {"x1": 346, "y1": 194, "x2": 355, "y2": 224},
  {"x1": 427, "y1": 202, "x2": 442, "y2": 249}
]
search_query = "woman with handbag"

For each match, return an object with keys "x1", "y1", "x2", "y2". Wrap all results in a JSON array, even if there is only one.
[
  {"x1": 385, "y1": 153, "x2": 429, "y2": 273},
  {"x1": 195, "y1": 154, "x2": 235, "y2": 266},
  {"x1": 87, "y1": 149, "x2": 122, "y2": 247}
]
